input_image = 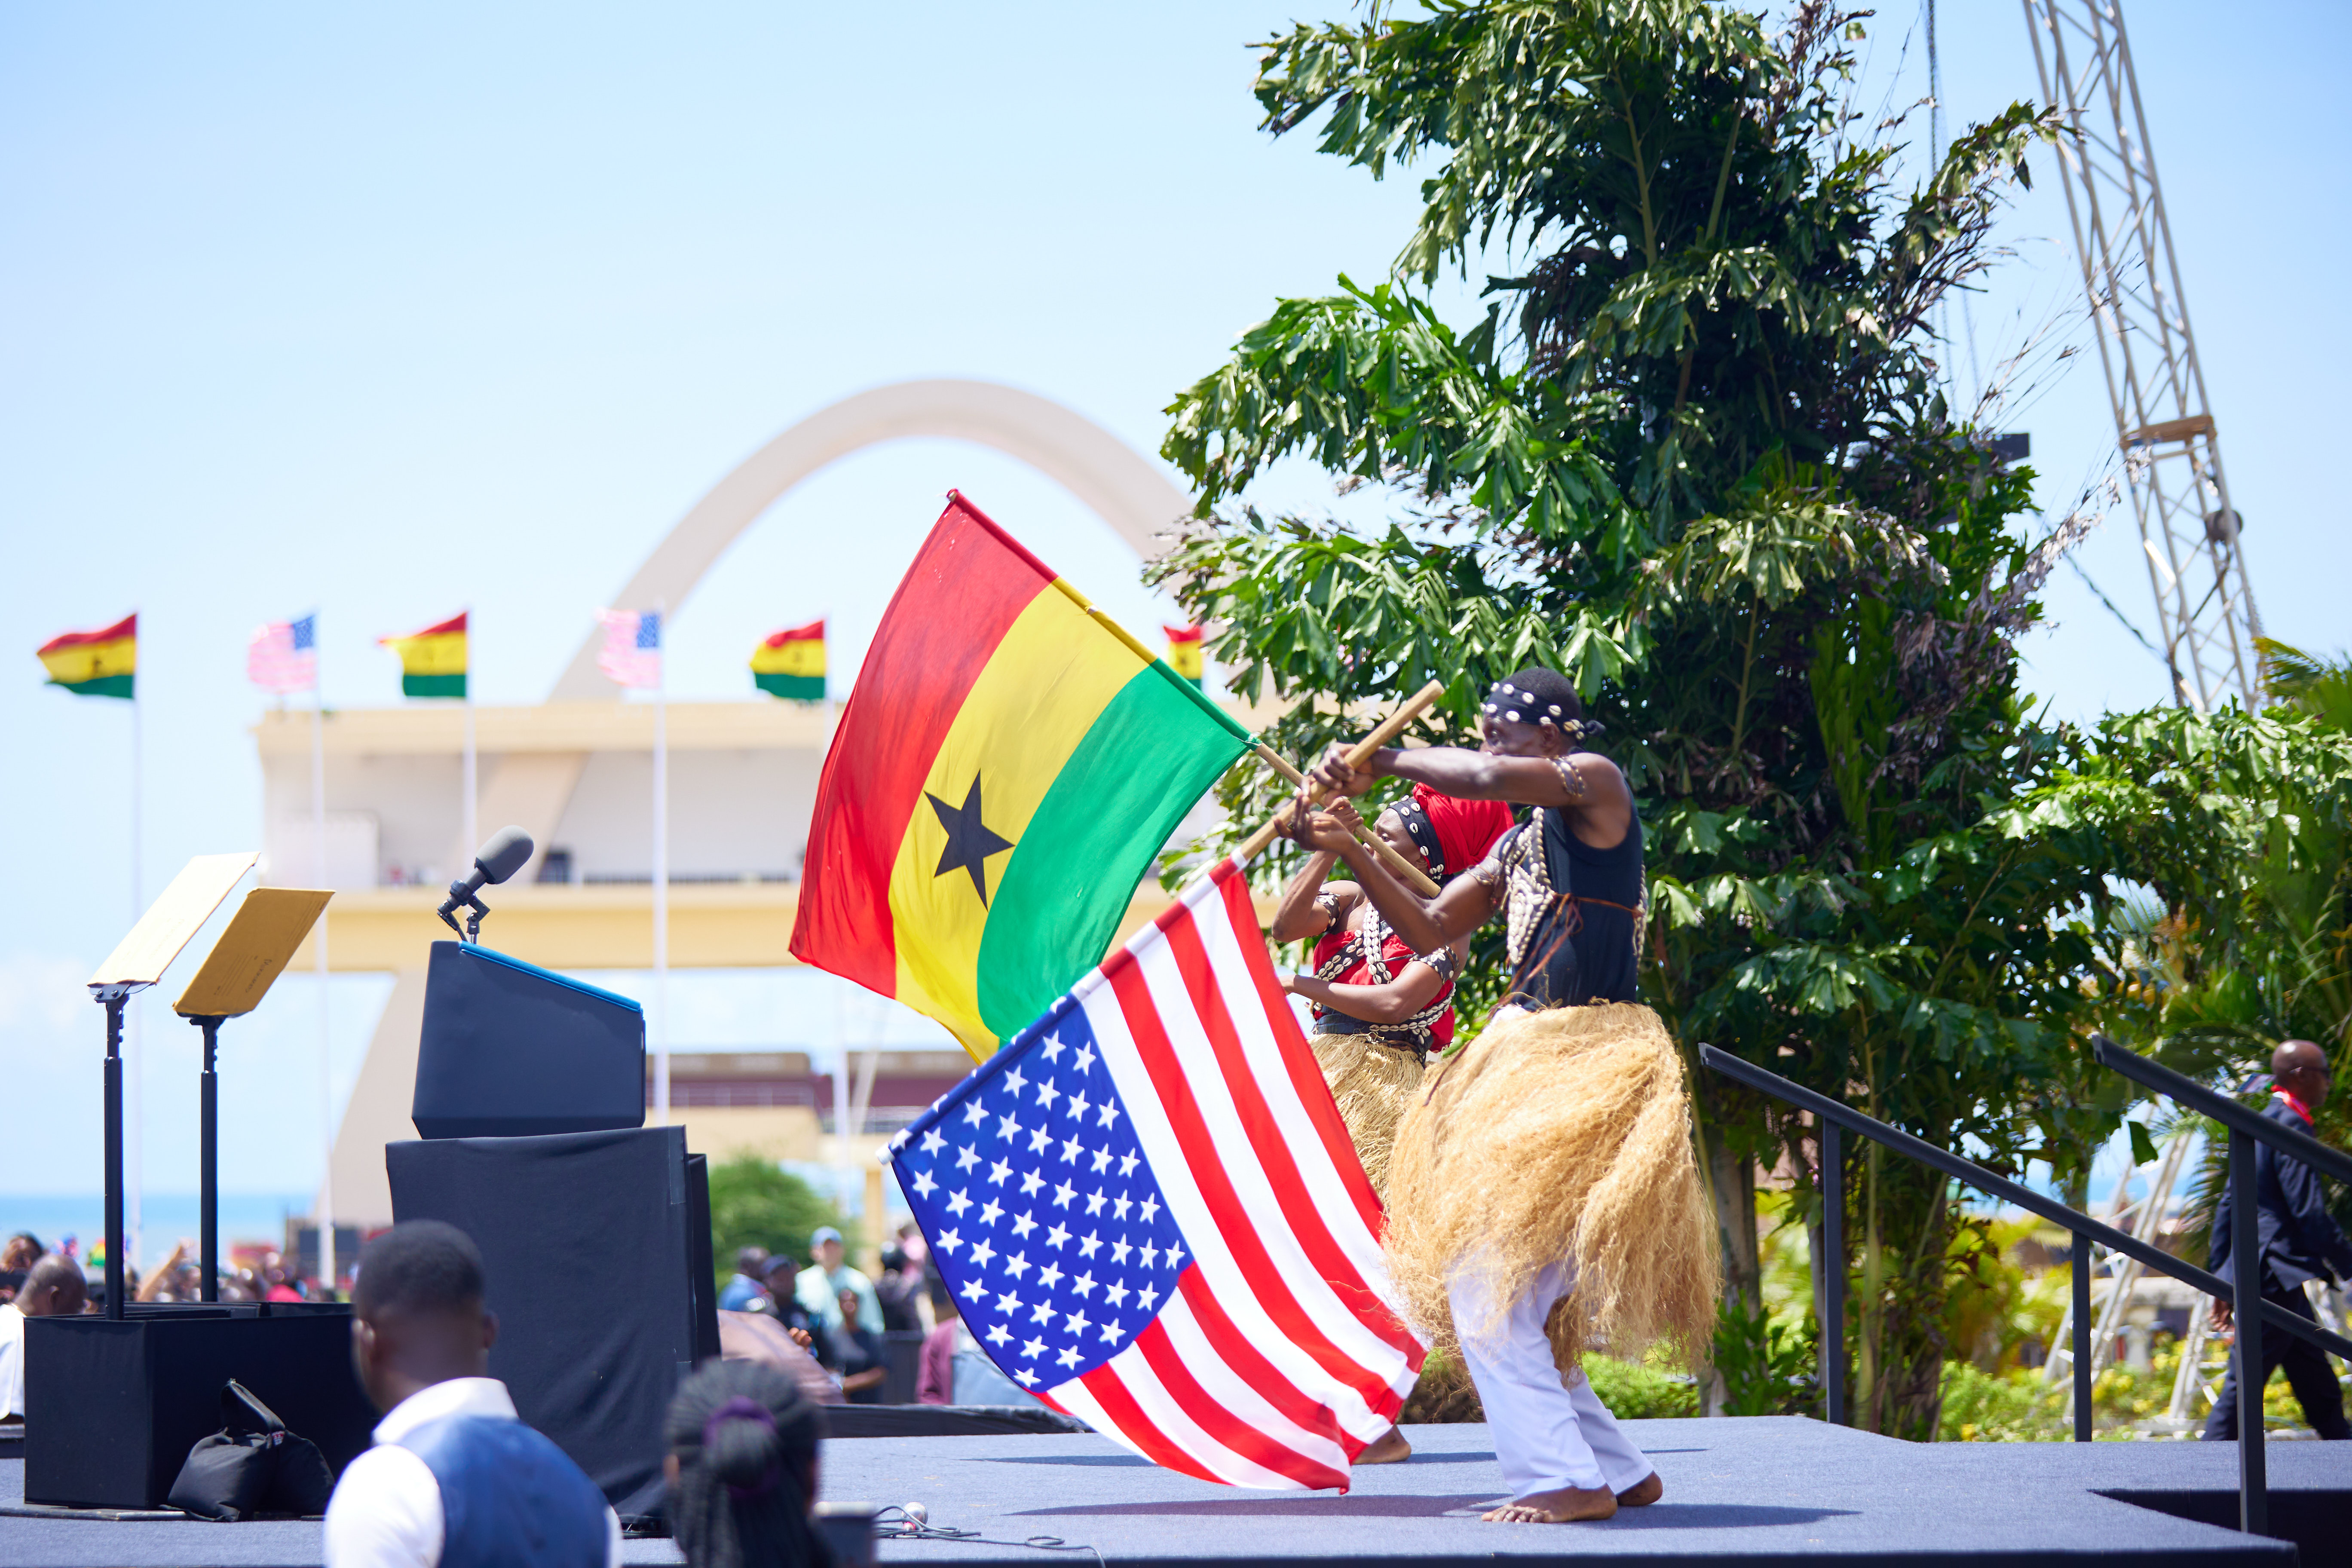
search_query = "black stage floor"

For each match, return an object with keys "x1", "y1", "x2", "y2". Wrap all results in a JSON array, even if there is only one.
[{"x1": 5, "y1": 1417, "x2": 2348, "y2": 1567}]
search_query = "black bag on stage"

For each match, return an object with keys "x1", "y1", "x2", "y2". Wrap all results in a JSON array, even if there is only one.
[{"x1": 167, "y1": 1379, "x2": 336, "y2": 1522}]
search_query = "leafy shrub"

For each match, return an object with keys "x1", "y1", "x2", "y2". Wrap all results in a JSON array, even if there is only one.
[{"x1": 706, "y1": 1155, "x2": 844, "y2": 1285}]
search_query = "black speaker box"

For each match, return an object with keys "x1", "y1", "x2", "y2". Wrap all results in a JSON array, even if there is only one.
[
  {"x1": 387, "y1": 1126, "x2": 720, "y2": 1522},
  {"x1": 23, "y1": 1303, "x2": 374, "y2": 1508},
  {"x1": 413, "y1": 940, "x2": 646, "y2": 1139}
]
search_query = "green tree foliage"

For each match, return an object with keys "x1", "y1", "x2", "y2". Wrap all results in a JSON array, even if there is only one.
[
  {"x1": 1150, "y1": 0, "x2": 2119, "y2": 1438},
  {"x1": 706, "y1": 1155, "x2": 845, "y2": 1286},
  {"x1": 2013, "y1": 680, "x2": 2352, "y2": 1236}
]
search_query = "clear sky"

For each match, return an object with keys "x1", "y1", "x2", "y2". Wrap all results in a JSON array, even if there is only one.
[{"x1": 4, "y1": 2, "x2": 2343, "y2": 1225}]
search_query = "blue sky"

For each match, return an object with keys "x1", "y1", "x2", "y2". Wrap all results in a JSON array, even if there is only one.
[{"x1": 3, "y1": 3, "x2": 2343, "y2": 1228}]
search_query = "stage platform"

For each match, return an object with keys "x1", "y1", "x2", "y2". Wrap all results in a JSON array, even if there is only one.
[{"x1": 5, "y1": 1417, "x2": 2348, "y2": 1566}]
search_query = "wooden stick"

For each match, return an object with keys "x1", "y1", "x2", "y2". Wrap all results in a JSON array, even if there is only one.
[
  {"x1": 1250, "y1": 744, "x2": 1440, "y2": 897},
  {"x1": 1235, "y1": 679, "x2": 1449, "y2": 873}
]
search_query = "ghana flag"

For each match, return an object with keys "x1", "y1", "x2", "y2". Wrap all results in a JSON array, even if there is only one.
[
  {"x1": 752, "y1": 619, "x2": 825, "y2": 700},
  {"x1": 37, "y1": 614, "x2": 137, "y2": 699},
  {"x1": 380, "y1": 612, "x2": 467, "y2": 698},
  {"x1": 790, "y1": 492, "x2": 1252, "y2": 1059},
  {"x1": 1164, "y1": 623, "x2": 1205, "y2": 686}
]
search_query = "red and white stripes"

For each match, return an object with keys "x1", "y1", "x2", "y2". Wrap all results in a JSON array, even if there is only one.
[{"x1": 1036, "y1": 860, "x2": 1424, "y2": 1490}]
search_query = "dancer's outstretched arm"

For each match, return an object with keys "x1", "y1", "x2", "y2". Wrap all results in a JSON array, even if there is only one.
[
  {"x1": 1283, "y1": 960, "x2": 1450, "y2": 1024},
  {"x1": 1309, "y1": 742, "x2": 1632, "y2": 846},
  {"x1": 1285, "y1": 808, "x2": 1493, "y2": 956}
]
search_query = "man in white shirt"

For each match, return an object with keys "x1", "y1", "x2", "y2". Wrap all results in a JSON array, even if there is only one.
[
  {"x1": 323, "y1": 1221, "x2": 619, "y2": 1568},
  {"x1": 0, "y1": 1256, "x2": 88, "y2": 1418}
]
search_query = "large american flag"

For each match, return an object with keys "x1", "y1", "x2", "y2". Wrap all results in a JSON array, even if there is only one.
[
  {"x1": 247, "y1": 613, "x2": 318, "y2": 693},
  {"x1": 884, "y1": 859, "x2": 1425, "y2": 1490},
  {"x1": 595, "y1": 607, "x2": 662, "y2": 689}
]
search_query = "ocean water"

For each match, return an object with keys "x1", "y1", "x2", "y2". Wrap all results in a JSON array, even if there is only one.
[{"x1": 0, "y1": 1194, "x2": 310, "y2": 1271}]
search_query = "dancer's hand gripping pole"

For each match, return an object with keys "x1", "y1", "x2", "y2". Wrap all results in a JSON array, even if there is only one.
[{"x1": 1237, "y1": 680, "x2": 1447, "y2": 887}]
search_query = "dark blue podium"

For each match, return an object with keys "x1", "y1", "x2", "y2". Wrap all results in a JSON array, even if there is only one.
[{"x1": 413, "y1": 941, "x2": 646, "y2": 1138}]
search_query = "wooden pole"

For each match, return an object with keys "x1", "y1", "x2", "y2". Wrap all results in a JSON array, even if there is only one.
[
  {"x1": 1249, "y1": 744, "x2": 1439, "y2": 897},
  {"x1": 1236, "y1": 680, "x2": 1448, "y2": 870}
]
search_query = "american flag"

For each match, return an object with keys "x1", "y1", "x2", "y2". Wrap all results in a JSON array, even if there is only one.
[
  {"x1": 595, "y1": 607, "x2": 661, "y2": 688},
  {"x1": 884, "y1": 859, "x2": 1425, "y2": 1490},
  {"x1": 247, "y1": 614, "x2": 318, "y2": 693}
]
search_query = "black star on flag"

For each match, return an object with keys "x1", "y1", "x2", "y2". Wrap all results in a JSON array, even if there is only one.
[{"x1": 926, "y1": 774, "x2": 1015, "y2": 906}]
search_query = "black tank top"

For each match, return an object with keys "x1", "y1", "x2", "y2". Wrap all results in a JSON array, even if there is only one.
[{"x1": 1483, "y1": 792, "x2": 1645, "y2": 1008}]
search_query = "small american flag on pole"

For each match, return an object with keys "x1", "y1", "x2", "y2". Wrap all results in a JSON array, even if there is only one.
[
  {"x1": 595, "y1": 607, "x2": 662, "y2": 689},
  {"x1": 247, "y1": 613, "x2": 318, "y2": 694},
  {"x1": 884, "y1": 858, "x2": 1425, "y2": 1490}
]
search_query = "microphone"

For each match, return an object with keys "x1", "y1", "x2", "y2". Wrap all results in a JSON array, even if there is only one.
[{"x1": 438, "y1": 827, "x2": 536, "y2": 942}]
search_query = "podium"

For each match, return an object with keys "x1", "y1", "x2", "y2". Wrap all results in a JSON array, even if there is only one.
[
  {"x1": 413, "y1": 941, "x2": 646, "y2": 1138},
  {"x1": 29, "y1": 861, "x2": 374, "y2": 1509}
]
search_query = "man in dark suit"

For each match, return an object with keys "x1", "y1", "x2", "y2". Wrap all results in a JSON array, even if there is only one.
[{"x1": 2203, "y1": 1038, "x2": 2351, "y2": 1440}]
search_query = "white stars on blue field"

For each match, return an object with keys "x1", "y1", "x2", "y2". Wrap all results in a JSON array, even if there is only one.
[{"x1": 884, "y1": 1004, "x2": 1189, "y2": 1390}]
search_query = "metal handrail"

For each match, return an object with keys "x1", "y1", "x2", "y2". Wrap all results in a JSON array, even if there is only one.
[
  {"x1": 1700, "y1": 1043, "x2": 2352, "y2": 1539},
  {"x1": 2092, "y1": 1035, "x2": 2352, "y2": 1185}
]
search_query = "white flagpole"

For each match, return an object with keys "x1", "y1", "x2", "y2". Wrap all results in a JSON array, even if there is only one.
[
  {"x1": 128, "y1": 670, "x2": 143, "y2": 1278},
  {"x1": 312, "y1": 646, "x2": 334, "y2": 1297},
  {"x1": 652, "y1": 603, "x2": 670, "y2": 1126},
  {"x1": 462, "y1": 614, "x2": 477, "y2": 864}
]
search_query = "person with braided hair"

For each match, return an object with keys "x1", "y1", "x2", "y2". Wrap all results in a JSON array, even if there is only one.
[
  {"x1": 663, "y1": 1359, "x2": 830, "y2": 1568},
  {"x1": 1291, "y1": 667, "x2": 1717, "y2": 1526}
]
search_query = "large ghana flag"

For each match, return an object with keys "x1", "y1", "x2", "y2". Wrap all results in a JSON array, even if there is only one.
[
  {"x1": 790, "y1": 492, "x2": 1252, "y2": 1059},
  {"x1": 37, "y1": 614, "x2": 137, "y2": 699}
]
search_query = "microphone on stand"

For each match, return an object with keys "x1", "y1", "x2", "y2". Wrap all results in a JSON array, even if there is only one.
[{"x1": 438, "y1": 826, "x2": 535, "y2": 942}]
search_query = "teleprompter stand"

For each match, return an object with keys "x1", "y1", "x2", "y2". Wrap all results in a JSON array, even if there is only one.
[
  {"x1": 171, "y1": 886, "x2": 333, "y2": 1301},
  {"x1": 28, "y1": 859, "x2": 370, "y2": 1510}
]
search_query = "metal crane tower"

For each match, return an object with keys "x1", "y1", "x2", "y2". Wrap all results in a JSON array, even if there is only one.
[{"x1": 2021, "y1": 0, "x2": 2265, "y2": 711}]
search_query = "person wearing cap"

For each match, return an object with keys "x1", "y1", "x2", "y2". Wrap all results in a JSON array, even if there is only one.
[
  {"x1": 791, "y1": 1227, "x2": 881, "y2": 1337},
  {"x1": 1290, "y1": 666, "x2": 1716, "y2": 1525}
]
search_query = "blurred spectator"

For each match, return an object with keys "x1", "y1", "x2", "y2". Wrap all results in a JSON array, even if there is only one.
[
  {"x1": 324, "y1": 1221, "x2": 619, "y2": 1568},
  {"x1": 137, "y1": 1239, "x2": 195, "y2": 1303},
  {"x1": 2, "y1": 1256, "x2": 90, "y2": 1417},
  {"x1": 753, "y1": 1256, "x2": 818, "y2": 1341},
  {"x1": 718, "y1": 1247, "x2": 770, "y2": 1313},
  {"x1": 916, "y1": 1281, "x2": 960, "y2": 1406},
  {"x1": 792, "y1": 1228, "x2": 879, "y2": 1335},
  {"x1": 0, "y1": 1231, "x2": 42, "y2": 1303},
  {"x1": 664, "y1": 1359, "x2": 829, "y2": 1568},
  {"x1": 715, "y1": 1310, "x2": 839, "y2": 1409},
  {"x1": 824, "y1": 1289, "x2": 885, "y2": 1405},
  {"x1": 263, "y1": 1251, "x2": 303, "y2": 1303}
]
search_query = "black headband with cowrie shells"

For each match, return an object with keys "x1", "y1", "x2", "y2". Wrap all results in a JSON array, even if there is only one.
[{"x1": 1481, "y1": 677, "x2": 1603, "y2": 740}]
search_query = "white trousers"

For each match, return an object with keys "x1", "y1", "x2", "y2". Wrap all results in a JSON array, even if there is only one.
[{"x1": 1452, "y1": 1260, "x2": 1654, "y2": 1498}]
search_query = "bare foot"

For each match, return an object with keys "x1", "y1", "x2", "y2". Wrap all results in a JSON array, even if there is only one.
[
  {"x1": 1616, "y1": 1472, "x2": 1663, "y2": 1506},
  {"x1": 1481, "y1": 1484, "x2": 1618, "y2": 1523},
  {"x1": 1357, "y1": 1426, "x2": 1412, "y2": 1464}
]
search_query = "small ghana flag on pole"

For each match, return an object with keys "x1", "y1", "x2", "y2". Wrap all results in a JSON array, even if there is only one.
[
  {"x1": 37, "y1": 614, "x2": 137, "y2": 699},
  {"x1": 1164, "y1": 623, "x2": 1205, "y2": 687},
  {"x1": 752, "y1": 619, "x2": 826, "y2": 701},
  {"x1": 380, "y1": 613, "x2": 468, "y2": 698},
  {"x1": 790, "y1": 493, "x2": 1253, "y2": 1060}
]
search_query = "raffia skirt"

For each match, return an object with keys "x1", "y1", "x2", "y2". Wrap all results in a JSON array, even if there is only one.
[
  {"x1": 1380, "y1": 1002, "x2": 1720, "y2": 1371},
  {"x1": 1310, "y1": 1032, "x2": 1427, "y2": 1199}
]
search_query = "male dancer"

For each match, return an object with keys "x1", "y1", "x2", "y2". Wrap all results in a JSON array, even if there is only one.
[{"x1": 1289, "y1": 667, "x2": 1717, "y2": 1524}]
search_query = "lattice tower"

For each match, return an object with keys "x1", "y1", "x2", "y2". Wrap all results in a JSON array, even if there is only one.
[{"x1": 2021, "y1": 0, "x2": 2264, "y2": 711}]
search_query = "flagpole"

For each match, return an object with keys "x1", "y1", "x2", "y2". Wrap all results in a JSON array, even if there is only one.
[
  {"x1": 312, "y1": 652, "x2": 334, "y2": 1298},
  {"x1": 462, "y1": 612, "x2": 477, "y2": 864},
  {"x1": 652, "y1": 601, "x2": 669, "y2": 1127},
  {"x1": 127, "y1": 668, "x2": 143, "y2": 1280}
]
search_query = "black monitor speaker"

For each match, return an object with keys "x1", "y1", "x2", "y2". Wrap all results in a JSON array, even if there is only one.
[{"x1": 386, "y1": 1126, "x2": 720, "y2": 1522}]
